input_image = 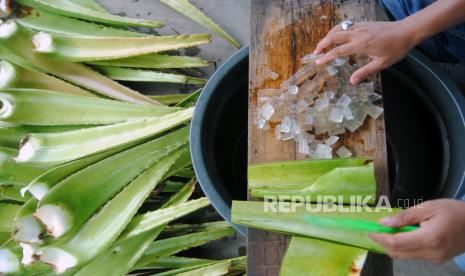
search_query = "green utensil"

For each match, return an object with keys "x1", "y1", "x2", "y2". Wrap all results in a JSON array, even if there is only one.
[{"x1": 303, "y1": 215, "x2": 419, "y2": 234}]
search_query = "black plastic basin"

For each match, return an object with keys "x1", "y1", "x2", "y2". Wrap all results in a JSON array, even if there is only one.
[{"x1": 190, "y1": 47, "x2": 465, "y2": 235}]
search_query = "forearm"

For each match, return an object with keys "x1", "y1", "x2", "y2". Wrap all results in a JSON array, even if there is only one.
[{"x1": 401, "y1": 0, "x2": 465, "y2": 45}]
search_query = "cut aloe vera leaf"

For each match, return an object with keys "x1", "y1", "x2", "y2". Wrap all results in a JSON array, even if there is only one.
[
  {"x1": 149, "y1": 94, "x2": 190, "y2": 106},
  {"x1": 95, "y1": 66, "x2": 207, "y2": 85},
  {"x1": 0, "y1": 127, "x2": 26, "y2": 148},
  {"x1": 15, "y1": 0, "x2": 164, "y2": 28},
  {"x1": 0, "y1": 60, "x2": 95, "y2": 97},
  {"x1": 88, "y1": 54, "x2": 208, "y2": 69},
  {"x1": 32, "y1": 31, "x2": 211, "y2": 62},
  {"x1": 0, "y1": 202, "x2": 20, "y2": 232},
  {"x1": 16, "y1": 9, "x2": 143, "y2": 37},
  {"x1": 280, "y1": 237, "x2": 367, "y2": 276},
  {"x1": 38, "y1": 149, "x2": 184, "y2": 273},
  {"x1": 13, "y1": 198, "x2": 44, "y2": 244},
  {"x1": 0, "y1": 147, "x2": 51, "y2": 186},
  {"x1": 160, "y1": 0, "x2": 239, "y2": 48},
  {"x1": 34, "y1": 128, "x2": 189, "y2": 239},
  {"x1": 0, "y1": 89, "x2": 177, "y2": 126},
  {"x1": 161, "y1": 180, "x2": 185, "y2": 193},
  {"x1": 1, "y1": 184, "x2": 30, "y2": 202},
  {"x1": 134, "y1": 226, "x2": 235, "y2": 269},
  {"x1": 232, "y1": 201, "x2": 399, "y2": 253},
  {"x1": 16, "y1": 108, "x2": 193, "y2": 166},
  {"x1": 65, "y1": 0, "x2": 107, "y2": 13},
  {"x1": 160, "y1": 221, "x2": 231, "y2": 239},
  {"x1": 176, "y1": 88, "x2": 202, "y2": 107},
  {"x1": 140, "y1": 256, "x2": 215, "y2": 270},
  {"x1": 154, "y1": 260, "x2": 231, "y2": 276},
  {"x1": 0, "y1": 247, "x2": 21, "y2": 274},
  {"x1": 0, "y1": 22, "x2": 161, "y2": 105},
  {"x1": 251, "y1": 162, "x2": 376, "y2": 204},
  {"x1": 248, "y1": 158, "x2": 371, "y2": 190}
]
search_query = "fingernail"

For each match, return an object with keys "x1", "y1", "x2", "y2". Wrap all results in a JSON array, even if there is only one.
[
  {"x1": 351, "y1": 76, "x2": 360, "y2": 84},
  {"x1": 315, "y1": 59, "x2": 322, "y2": 65},
  {"x1": 380, "y1": 217, "x2": 396, "y2": 226}
]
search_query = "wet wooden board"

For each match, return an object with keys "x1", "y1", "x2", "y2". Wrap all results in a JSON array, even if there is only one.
[{"x1": 247, "y1": 0, "x2": 391, "y2": 275}]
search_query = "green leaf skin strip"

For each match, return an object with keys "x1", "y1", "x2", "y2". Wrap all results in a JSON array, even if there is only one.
[
  {"x1": 95, "y1": 66, "x2": 207, "y2": 85},
  {"x1": 160, "y1": 0, "x2": 240, "y2": 48},
  {"x1": 16, "y1": 108, "x2": 193, "y2": 166},
  {"x1": 231, "y1": 201, "x2": 401, "y2": 253},
  {"x1": 248, "y1": 158, "x2": 371, "y2": 190},
  {"x1": 0, "y1": 147, "x2": 51, "y2": 186},
  {"x1": 16, "y1": 9, "x2": 144, "y2": 37},
  {"x1": 0, "y1": 21, "x2": 161, "y2": 105},
  {"x1": 34, "y1": 128, "x2": 189, "y2": 238},
  {"x1": 280, "y1": 237, "x2": 367, "y2": 276},
  {"x1": 32, "y1": 31, "x2": 211, "y2": 62},
  {"x1": 88, "y1": 54, "x2": 208, "y2": 69},
  {"x1": 0, "y1": 60, "x2": 95, "y2": 97},
  {"x1": 0, "y1": 202, "x2": 20, "y2": 232},
  {"x1": 15, "y1": 0, "x2": 164, "y2": 28},
  {"x1": 0, "y1": 89, "x2": 177, "y2": 126},
  {"x1": 38, "y1": 149, "x2": 184, "y2": 273},
  {"x1": 251, "y1": 163, "x2": 376, "y2": 204}
]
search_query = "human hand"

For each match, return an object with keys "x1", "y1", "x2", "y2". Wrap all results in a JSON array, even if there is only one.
[
  {"x1": 369, "y1": 199, "x2": 465, "y2": 264},
  {"x1": 313, "y1": 20, "x2": 420, "y2": 85}
]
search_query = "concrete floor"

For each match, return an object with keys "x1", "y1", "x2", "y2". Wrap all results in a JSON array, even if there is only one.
[{"x1": 97, "y1": 1, "x2": 464, "y2": 275}]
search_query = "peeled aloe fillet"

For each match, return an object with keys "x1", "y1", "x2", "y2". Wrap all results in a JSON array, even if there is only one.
[
  {"x1": 95, "y1": 66, "x2": 207, "y2": 85},
  {"x1": 160, "y1": 0, "x2": 239, "y2": 48},
  {"x1": 0, "y1": 147, "x2": 51, "y2": 186},
  {"x1": 232, "y1": 200, "x2": 399, "y2": 253},
  {"x1": 15, "y1": 0, "x2": 164, "y2": 28},
  {"x1": 0, "y1": 22, "x2": 160, "y2": 105},
  {"x1": 33, "y1": 31, "x2": 211, "y2": 62},
  {"x1": 251, "y1": 163, "x2": 376, "y2": 204},
  {"x1": 0, "y1": 89, "x2": 176, "y2": 126},
  {"x1": 16, "y1": 9, "x2": 143, "y2": 37},
  {"x1": 0, "y1": 60, "x2": 94, "y2": 97},
  {"x1": 16, "y1": 108, "x2": 193, "y2": 166},
  {"x1": 35, "y1": 128, "x2": 189, "y2": 238},
  {"x1": 280, "y1": 237, "x2": 367, "y2": 276},
  {"x1": 248, "y1": 158, "x2": 370, "y2": 190},
  {"x1": 0, "y1": 202, "x2": 20, "y2": 232},
  {"x1": 39, "y1": 149, "x2": 184, "y2": 273},
  {"x1": 88, "y1": 54, "x2": 208, "y2": 69}
]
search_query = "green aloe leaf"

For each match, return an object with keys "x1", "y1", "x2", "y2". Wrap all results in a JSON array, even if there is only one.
[
  {"x1": 280, "y1": 237, "x2": 367, "y2": 276},
  {"x1": 0, "y1": 202, "x2": 21, "y2": 233},
  {"x1": 160, "y1": 221, "x2": 231, "y2": 238},
  {"x1": 154, "y1": 260, "x2": 231, "y2": 276},
  {"x1": 34, "y1": 128, "x2": 189, "y2": 239},
  {"x1": 0, "y1": 127, "x2": 26, "y2": 149},
  {"x1": 32, "y1": 31, "x2": 211, "y2": 62},
  {"x1": 0, "y1": 21, "x2": 161, "y2": 105},
  {"x1": 140, "y1": 256, "x2": 215, "y2": 270},
  {"x1": 0, "y1": 246, "x2": 21, "y2": 274},
  {"x1": 150, "y1": 94, "x2": 191, "y2": 106},
  {"x1": 0, "y1": 60, "x2": 95, "y2": 97},
  {"x1": 39, "y1": 148, "x2": 185, "y2": 273},
  {"x1": 95, "y1": 66, "x2": 207, "y2": 85},
  {"x1": 0, "y1": 89, "x2": 177, "y2": 126},
  {"x1": 161, "y1": 180, "x2": 185, "y2": 193},
  {"x1": 88, "y1": 54, "x2": 208, "y2": 69},
  {"x1": 0, "y1": 184, "x2": 30, "y2": 202},
  {"x1": 65, "y1": 0, "x2": 107, "y2": 13},
  {"x1": 160, "y1": 0, "x2": 240, "y2": 48},
  {"x1": 231, "y1": 200, "x2": 399, "y2": 253},
  {"x1": 175, "y1": 88, "x2": 202, "y2": 107},
  {"x1": 248, "y1": 158, "x2": 370, "y2": 190},
  {"x1": 13, "y1": 198, "x2": 44, "y2": 244},
  {"x1": 15, "y1": 0, "x2": 164, "y2": 28},
  {"x1": 0, "y1": 147, "x2": 51, "y2": 186},
  {"x1": 16, "y1": 9, "x2": 143, "y2": 37},
  {"x1": 15, "y1": 108, "x2": 193, "y2": 166}
]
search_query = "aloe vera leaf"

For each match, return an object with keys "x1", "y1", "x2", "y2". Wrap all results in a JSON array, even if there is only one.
[
  {"x1": 0, "y1": 60, "x2": 95, "y2": 97},
  {"x1": 32, "y1": 31, "x2": 211, "y2": 62},
  {"x1": 280, "y1": 237, "x2": 367, "y2": 276},
  {"x1": 13, "y1": 198, "x2": 44, "y2": 244},
  {"x1": 0, "y1": 202, "x2": 20, "y2": 232},
  {"x1": 176, "y1": 88, "x2": 202, "y2": 107},
  {"x1": 0, "y1": 89, "x2": 177, "y2": 126},
  {"x1": 161, "y1": 180, "x2": 186, "y2": 193},
  {"x1": 164, "y1": 148, "x2": 192, "y2": 178},
  {"x1": 15, "y1": 0, "x2": 164, "y2": 28},
  {"x1": 63, "y1": 0, "x2": 107, "y2": 13},
  {"x1": 160, "y1": 221, "x2": 231, "y2": 238},
  {"x1": 0, "y1": 247, "x2": 21, "y2": 274},
  {"x1": 0, "y1": 184, "x2": 30, "y2": 202},
  {"x1": 251, "y1": 162, "x2": 376, "y2": 204},
  {"x1": 95, "y1": 66, "x2": 207, "y2": 85},
  {"x1": 0, "y1": 127, "x2": 26, "y2": 148},
  {"x1": 16, "y1": 108, "x2": 193, "y2": 166},
  {"x1": 34, "y1": 128, "x2": 189, "y2": 238},
  {"x1": 0, "y1": 147, "x2": 51, "y2": 186},
  {"x1": 154, "y1": 260, "x2": 231, "y2": 276},
  {"x1": 134, "y1": 226, "x2": 235, "y2": 269},
  {"x1": 248, "y1": 158, "x2": 371, "y2": 190},
  {"x1": 150, "y1": 94, "x2": 191, "y2": 106},
  {"x1": 39, "y1": 149, "x2": 184, "y2": 273},
  {"x1": 160, "y1": 0, "x2": 239, "y2": 48},
  {"x1": 88, "y1": 54, "x2": 208, "y2": 69},
  {"x1": 232, "y1": 201, "x2": 400, "y2": 253},
  {"x1": 16, "y1": 9, "x2": 143, "y2": 37},
  {"x1": 74, "y1": 186, "x2": 201, "y2": 276},
  {"x1": 140, "y1": 256, "x2": 215, "y2": 270},
  {"x1": 0, "y1": 22, "x2": 161, "y2": 105}
]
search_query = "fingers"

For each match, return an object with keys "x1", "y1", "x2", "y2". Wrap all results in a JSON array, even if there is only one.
[
  {"x1": 313, "y1": 26, "x2": 348, "y2": 55},
  {"x1": 350, "y1": 59, "x2": 383, "y2": 85},
  {"x1": 379, "y1": 202, "x2": 434, "y2": 228},
  {"x1": 315, "y1": 44, "x2": 358, "y2": 65},
  {"x1": 369, "y1": 229, "x2": 426, "y2": 252}
]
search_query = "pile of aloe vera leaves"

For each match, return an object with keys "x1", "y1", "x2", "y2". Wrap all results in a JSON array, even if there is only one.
[
  {"x1": 0, "y1": 0, "x2": 246, "y2": 275},
  {"x1": 232, "y1": 159, "x2": 399, "y2": 276}
]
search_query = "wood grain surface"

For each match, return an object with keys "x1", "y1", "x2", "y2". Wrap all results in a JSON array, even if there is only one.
[{"x1": 247, "y1": 0, "x2": 391, "y2": 275}]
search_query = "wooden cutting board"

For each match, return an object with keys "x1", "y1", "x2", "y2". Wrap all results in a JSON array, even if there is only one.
[{"x1": 247, "y1": 0, "x2": 391, "y2": 275}]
